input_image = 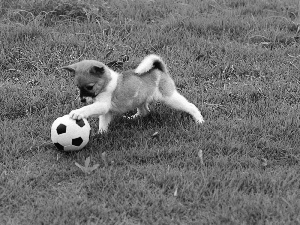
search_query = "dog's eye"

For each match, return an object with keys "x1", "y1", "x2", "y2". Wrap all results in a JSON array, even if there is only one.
[{"x1": 86, "y1": 85, "x2": 94, "y2": 91}]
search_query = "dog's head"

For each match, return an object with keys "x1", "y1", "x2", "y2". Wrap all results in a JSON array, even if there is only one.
[{"x1": 62, "y1": 60, "x2": 111, "y2": 103}]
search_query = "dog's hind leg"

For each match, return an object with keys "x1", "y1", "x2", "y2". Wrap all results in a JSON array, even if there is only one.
[
  {"x1": 162, "y1": 91, "x2": 204, "y2": 124},
  {"x1": 98, "y1": 112, "x2": 113, "y2": 133},
  {"x1": 137, "y1": 103, "x2": 150, "y2": 117}
]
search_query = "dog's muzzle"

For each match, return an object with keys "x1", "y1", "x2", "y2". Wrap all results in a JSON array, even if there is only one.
[{"x1": 80, "y1": 96, "x2": 94, "y2": 104}]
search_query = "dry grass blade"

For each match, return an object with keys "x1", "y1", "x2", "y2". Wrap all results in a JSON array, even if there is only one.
[
  {"x1": 84, "y1": 156, "x2": 91, "y2": 168},
  {"x1": 198, "y1": 149, "x2": 204, "y2": 166},
  {"x1": 101, "y1": 152, "x2": 108, "y2": 167},
  {"x1": 152, "y1": 131, "x2": 159, "y2": 139},
  {"x1": 74, "y1": 162, "x2": 87, "y2": 173},
  {"x1": 75, "y1": 156, "x2": 99, "y2": 174},
  {"x1": 174, "y1": 185, "x2": 178, "y2": 197}
]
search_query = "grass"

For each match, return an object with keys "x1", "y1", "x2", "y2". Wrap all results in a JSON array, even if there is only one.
[{"x1": 1, "y1": 0, "x2": 300, "y2": 224}]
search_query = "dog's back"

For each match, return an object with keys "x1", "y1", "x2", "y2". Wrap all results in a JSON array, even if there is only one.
[
  {"x1": 109, "y1": 55, "x2": 175, "y2": 113},
  {"x1": 110, "y1": 69, "x2": 159, "y2": 113}
]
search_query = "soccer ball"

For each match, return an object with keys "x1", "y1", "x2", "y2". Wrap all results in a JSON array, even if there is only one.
[{"x1": 51, "y1": 115, "x2": 91, "y2": 151}]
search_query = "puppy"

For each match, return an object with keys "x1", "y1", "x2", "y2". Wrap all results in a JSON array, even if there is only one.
[{"x1": 62, "y1": 54, "x2": 204, "y2": 133}]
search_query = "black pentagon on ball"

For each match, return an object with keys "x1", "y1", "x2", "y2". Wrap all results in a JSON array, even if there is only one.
[
  {"x1": 54, "y1": 142, "x2": 64, "y2": 150},
  {"x1": 72, "y1": 137, "x2": 83, "y2": 146},
  {"x1": 56, "y1": 124, "x2": 67, "y2": 134},
  {"x1": 76, "y1": 119, "x2": 85, "y2": 127}
]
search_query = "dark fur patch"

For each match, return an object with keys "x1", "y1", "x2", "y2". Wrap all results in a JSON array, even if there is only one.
[
  {"x1": 90, "y1": 66, "x2": 104, "y2": 76},
  {"x1": 153, "y1": 60, "x2": 164, "y2": 71}
]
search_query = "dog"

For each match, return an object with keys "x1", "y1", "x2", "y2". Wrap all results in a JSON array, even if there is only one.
[{"x1": 62, "y1": 54, "x2": 204, "y2": 133}]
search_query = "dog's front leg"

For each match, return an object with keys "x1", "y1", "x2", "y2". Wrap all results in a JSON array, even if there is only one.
[
  {"x1": 98, "y1": 113, "x2": 113, "y2": 133},
  {"x1": 69, "y1": 102, "x2": 110, "y2": 120}
]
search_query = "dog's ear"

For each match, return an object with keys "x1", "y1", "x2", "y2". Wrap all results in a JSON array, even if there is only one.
[
  {"x1": 89, "y1": 66, "x2": 105, "y2": 77},
  {"x1": 61, "y1": 65, "x2": 76, "y2": 74}
]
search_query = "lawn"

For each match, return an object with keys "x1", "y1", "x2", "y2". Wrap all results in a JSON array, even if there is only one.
[{"x1": 1, "y1": 0, "x2": 300, "y2": 224}]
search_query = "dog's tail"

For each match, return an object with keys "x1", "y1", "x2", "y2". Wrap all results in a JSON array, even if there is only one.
[{"x1": 135, "y1": 54, "x2": 168, "y2": 74}]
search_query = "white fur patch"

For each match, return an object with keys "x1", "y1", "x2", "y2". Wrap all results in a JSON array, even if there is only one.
[
  {"x1": 106, "y1": 69, "x2": 119, "y2": 93},
  {"x1": 93, "y1": 68, "x2": 119, "y2": 114},
  {"x1": 94, "y1": 68, "x2": 119, "y2": 101},
  {"x1": 135, "y1": 54, "x2": 164, "y2": 74}
]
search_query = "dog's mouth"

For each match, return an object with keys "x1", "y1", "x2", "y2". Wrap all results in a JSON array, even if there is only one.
[{"x1": 79, "y1": 94, "x2": 95, "y2": 103}]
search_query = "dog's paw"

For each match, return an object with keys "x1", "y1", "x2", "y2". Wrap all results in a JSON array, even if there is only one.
[
  {"x1": 97, "y1": 128, "x2": 108, "y2": 134},
  {"x1": 123, "y1": 111, "x2": 142, "y2": 120},
  {"x1": 195, "y1": 116, "x2": 205, "y2": 124},
  {"x1": 97, "y1": 124, "x2": 109, "y2": 134},
  {"x1": 69, "y1": 110, "x2": 85, "y2": 120},
  {"x1": 124, "y1": 114, "x2": 139, "y2": 120}
]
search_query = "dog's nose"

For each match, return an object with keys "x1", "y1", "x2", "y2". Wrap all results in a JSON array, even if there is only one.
[{"x1": 80, "y1": 98, "x2": 86, "y2": 103}]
